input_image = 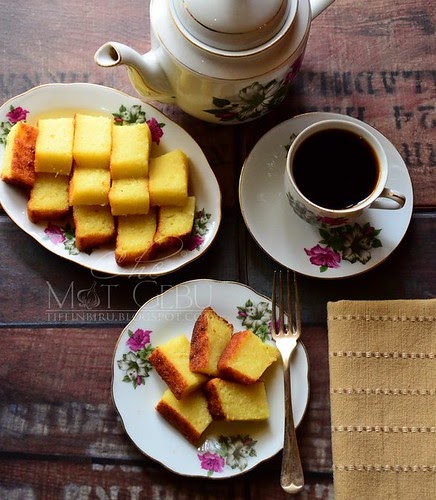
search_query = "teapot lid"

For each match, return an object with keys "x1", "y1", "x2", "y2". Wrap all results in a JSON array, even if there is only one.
[{"x1": 170, "y1": 0, "x2": 296, "y2": 53}]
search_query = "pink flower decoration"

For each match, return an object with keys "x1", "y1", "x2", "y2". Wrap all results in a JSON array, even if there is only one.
[
  {"x1": 147, "y1": 117, "x2": 164, "y2": 144},
  {"x1": 216, "y1": 110, "x2": 239, "y2": 121},
  {"x1": 44, "y1": 224, "x2": 66, "y2": 244},
  {"x1": 319, "y1": 216, "x2": 349, "y2": 226},
  {"x1": 304, "y1": 244, "x2": 341, "y2": 269},
  {"x1": 186, "y1": 234, "x2": 204, "y2": 251},
  {"x1": 7, "y1": 106, "x2": 29, "y2": 124},
  {"x1": 285, "y1": 54, "x2": 303, "y2": 83},
  {"x1": 198, "y1": 452, "x2": 225, "y2": 473},
  {"x1": 127, "y1": 329, "x2": 152, "y2": 352}
]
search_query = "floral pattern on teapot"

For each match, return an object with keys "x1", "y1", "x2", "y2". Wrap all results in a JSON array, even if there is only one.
[{"x1": 203, "y1": 56, "x2": 303, "y2": 123}]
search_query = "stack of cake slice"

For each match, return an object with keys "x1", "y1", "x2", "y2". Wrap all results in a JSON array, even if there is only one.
[
  {"x1": 149, "y1": 307, "x2": 280, "y2": 445},
  {"x1": 1, "y1": 113, "x2": 198, "y2": 265},
  {"x1": 29, "y1": 117, "x2": 74, "y2": 224},
  {"x1": 69, "y1": 114, "x2": 115, "y2": 252}
]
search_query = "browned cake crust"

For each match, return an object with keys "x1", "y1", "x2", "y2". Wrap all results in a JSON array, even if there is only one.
[
  {"x1": 27, "y1": 205, "x2": 70, "y2": 223},
  {"x1": 217, "y1": 330, "x2": 255, "y2": 384},
  {"x1": 27, "y1": 173, "x2": 70, "y2": 223},
  {"x1": 75, "y1": 233, "x2": 114, "y2": 253},
  {"x1": 115, "y1": 246, "x2": 156, "y2": 266},
  {"x1": 190, "y1": 306, "x2": 234, "y2": 374},
  {"x1": 115, "y1": 211, "x2": 157, "y2": 266},
  {"x1": 153, "y1": 196, "x2": 196, "y2": 253},
  {"x1": 114, "y1": 240, "x2": 156, "y2": 266},
  {"x1": 203, "y1": 378, "x2": 226, "y2": 420},
  {"x1": 189, "y1": 306, "x2": 213, "y2": 372},
  {"x1": 1, "y1": 122, "x2": 38, "y2": 189},
  {"x1": 148, "y1": 348, "x2": 187, "y2": 399},
  {"x1": 156, "y1": 399, "x2": 203, "y2": 445},
  {"x1": 72, "y1": 207, "x2": 116, "y2": 252}
]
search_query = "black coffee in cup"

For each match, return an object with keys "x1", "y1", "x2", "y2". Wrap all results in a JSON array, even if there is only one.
[{"x1": 292, "y1": 128, "x2": 380, "y2": 210}]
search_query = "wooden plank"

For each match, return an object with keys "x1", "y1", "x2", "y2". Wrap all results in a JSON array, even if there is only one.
[
  {"x1": 0, "y1": 458, "x2": 247, "y2": 499},
  {"x1": 0, "y1": 458, "x2": 335, "y2": 499},
  {"x1": 242, "y1": 212, "x2": 435, "y2": 324},
  {"x1": 1, "y1": 213, "x2": 434, "y2": 326},
  {"x1": 0, "y1": 2, "x2": 433, "y2": 207},
  {"x1": 0, "y1": 325, "x2": 332, "y2": 473},
  {"x1": 0, "y1": 209, "x2": 239, "y2": 326},
  {"x1": 298, "y1": 0, "x2": 435, "y2": 207}
]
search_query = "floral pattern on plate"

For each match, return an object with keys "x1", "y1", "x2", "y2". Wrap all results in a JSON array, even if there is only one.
[
  {"x1": 112, "y1": 279, "x2": 310, "y2": 478},
  {"x1": 0, "y1": 106, "x2": 30, "y2": 144},
  {"x1": 117, "y1": 328, "x2": 155, "y2": 389},
  {"x1": 198, "y1": 435, "x2": 258, "y2": 477},
  {"x1": 305, "y1": 222, "x2": 383, "y2": 272}
]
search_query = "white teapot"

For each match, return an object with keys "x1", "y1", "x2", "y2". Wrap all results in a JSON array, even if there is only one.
[{"x1": 95, "y1": 0, "x2": 334, "y2": 124}]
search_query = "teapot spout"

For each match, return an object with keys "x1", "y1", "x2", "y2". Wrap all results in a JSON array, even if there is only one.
[
  {"x1": 94, "y1": 42, "x2": 175, "y2": 102},
  {"x1": 310, "y1": 0, "x2": 335, "y2": 19}
]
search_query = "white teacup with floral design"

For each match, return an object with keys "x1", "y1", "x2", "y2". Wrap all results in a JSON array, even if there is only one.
[{"x1": 284, "y1": 119, "x2": 406, "y2": 228}]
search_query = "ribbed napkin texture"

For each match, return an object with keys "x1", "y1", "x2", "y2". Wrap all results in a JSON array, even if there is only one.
[{"x1": 327, "y1": 299, "x2": 436, "y2": 500}]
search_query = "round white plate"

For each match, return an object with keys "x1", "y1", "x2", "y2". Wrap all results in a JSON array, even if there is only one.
[
  {"x1": 239, "y1": 112, "x2": 413, "y2": 279},
  {"x1": 0, "y1": 83, "x2": 221, "y2": 276},
  {"x1": 112, "y1": 279, "x2": 310, "y2": 478}
]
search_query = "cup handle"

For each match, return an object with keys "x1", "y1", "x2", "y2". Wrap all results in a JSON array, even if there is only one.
[{"x1": 369, "y1": 187, "x2": 406, "y2": 209}]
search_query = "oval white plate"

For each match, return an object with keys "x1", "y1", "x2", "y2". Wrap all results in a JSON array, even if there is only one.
[
  {"x1": 112, "y1": 279, "x2": 310, "y2": 478},
  {"x1": 0, "y1": 83, "x2": 221, "y2": 276},
  {"x1": 239, "y1": 112, "x2": 413, "y2": 279}
]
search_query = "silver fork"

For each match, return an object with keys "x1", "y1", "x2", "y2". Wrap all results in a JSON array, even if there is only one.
[{"x1": 271, "y1": 269, "x2": 304, "y2": 494}]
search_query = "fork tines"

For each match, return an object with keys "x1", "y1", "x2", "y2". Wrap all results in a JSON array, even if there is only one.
[{"x1": 271, "y1": 269, "x2": 300, "y2": 337}]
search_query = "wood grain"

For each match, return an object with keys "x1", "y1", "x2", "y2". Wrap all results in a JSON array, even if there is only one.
[{"x1": 0, "y1": 325, "x2": 330, "y2": 467}]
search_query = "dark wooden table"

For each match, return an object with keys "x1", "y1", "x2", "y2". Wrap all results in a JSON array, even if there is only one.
[{"x1": 0, "y1": 1, "x2": 434, "y2": 498}]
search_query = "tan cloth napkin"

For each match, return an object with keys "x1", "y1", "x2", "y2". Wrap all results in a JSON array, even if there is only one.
[{"x1": 327, "y1": 299, "x2": 436, "y2": 500}]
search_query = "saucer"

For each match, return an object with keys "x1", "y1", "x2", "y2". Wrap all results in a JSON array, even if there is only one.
[{"x1": 239, "y1": 112, "x2": 413, "y2": 279}]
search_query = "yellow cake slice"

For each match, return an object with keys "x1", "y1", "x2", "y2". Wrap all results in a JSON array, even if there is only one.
[
  {"x1": 73, "y1": 114, "x2": 112, "y2": 169},
  {"x1": 110, "y1": 123, "x2": 152, "y2": 179},
  {"x1": 115, "y1": 211, "x2": 157, "y2": 265},
  {"x1": 190, "y1": 306, "x2": 234, "y2": 376},
  {"x1": 149, "y1": 334, "x2": 208, "y2": 399},
  {"x1": 218, "y1": 330, "x2": 280, "y2": 384},
  {"x1": 1, "y1": 121, "x2": 38, "y2": 189},
  {"x1": 27, "y1": 173, "x2": 70, "y2": 223},
  {"x1": 205, "y1": 378, "x2": 270, "y2": 421},
  {"x1": 149, "y1": 149, "x2": 189, "y2": 206},
  {"x1": 156, "y1": 388, "x2": 212, "y2": 445},
  {"x1": 69, "y1": 168, "x2": 111, "y2": 206},
  {"x1": 72, "y1": 205, "x2": 115, "y2": 252},
  {"x1": 34, "y1": 117, "x2": 74, "y2": 175},
  {"x1": 109, "y1": 178, "x2": 150, "y2": 216},
  {"x1": 153, "y1": 196, "x2": 196, "y2": 252}
]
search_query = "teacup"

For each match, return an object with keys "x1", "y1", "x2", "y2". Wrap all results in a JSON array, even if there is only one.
[{"x1": 284, "y1": 119, "x2": 406, "y2": 228}]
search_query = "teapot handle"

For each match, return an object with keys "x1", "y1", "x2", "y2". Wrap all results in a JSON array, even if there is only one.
[{"x1": 310, "y1": 0, "x2": 335, "y2": 19}]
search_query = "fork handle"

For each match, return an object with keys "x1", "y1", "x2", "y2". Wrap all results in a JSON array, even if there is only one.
[{"x1": 281, "y1": 360, "x2": 304, "y2": 494}]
